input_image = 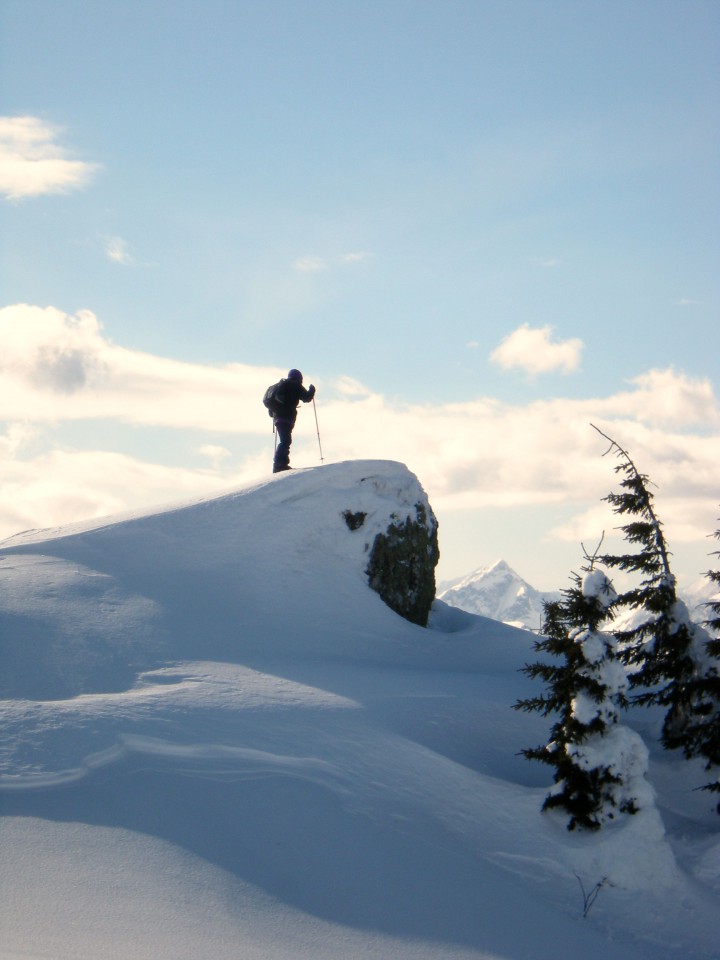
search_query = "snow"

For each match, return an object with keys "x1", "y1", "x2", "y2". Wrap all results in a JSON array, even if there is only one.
[
  {"x1": 0, "y1": 459, "x2": 718, "y2": 959},
  {"x1": 582, "y1": 569, "x2": 617, "y2": 609},
  {"x1": 573, "y1": 631, "x2": 628, "y2": 699},
  {"x1": 576, "y1": 628, "x2": 608, "y2": 666},
  {"x1": 567, "y1": 724, "x2": 656, "y2": 816},
  {"x1": 437, "y1": 559, "x2": 559, "y2": 630}
]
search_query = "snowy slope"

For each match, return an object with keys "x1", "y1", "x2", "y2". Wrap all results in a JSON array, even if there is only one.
[
  {"x1": 438, "y1": 559, "x2": 559, "y2": 630},
  {"x1": 1, "y1": 461, "x2": 718, "y2": 960}
]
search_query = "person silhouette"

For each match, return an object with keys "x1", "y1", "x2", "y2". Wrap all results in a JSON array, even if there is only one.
[{"x1": 270, "y1": 369, "x2": 316, "y2": 473}]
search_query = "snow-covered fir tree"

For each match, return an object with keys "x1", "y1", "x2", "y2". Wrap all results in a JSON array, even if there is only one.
[
  {"x1": 703, "y1": 517, "x2": 720, "y2": 658},
  {"x1": 699, "y1": 517, "x2": 720, "y2": 807},
  {"x1": 514, "y1": 566, "x2": 651, "y2": 831},
  {"x1": 594, "y1": 428, "x2": 720, "y2": 807}
]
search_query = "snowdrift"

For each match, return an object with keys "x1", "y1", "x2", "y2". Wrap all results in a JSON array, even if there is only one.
[
  {"x1": 0, "y1": 460, "x2": 443, "y2": 700},
  {"x1": 0, "y1": 461, "x2": 718, "y2": 960}
]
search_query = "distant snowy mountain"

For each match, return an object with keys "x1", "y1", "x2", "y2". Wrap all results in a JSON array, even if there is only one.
[
  {"x1": 438, "y1": 559, "x2": 560, "y2": 630},
  {"x1": 0, "y1": 460, "x2": 718, "y2": 960},
  {"x1": 439, "y1": 561, "x2": 718, "y2": 635}
]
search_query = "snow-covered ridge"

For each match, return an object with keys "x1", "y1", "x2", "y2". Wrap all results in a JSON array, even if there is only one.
[
  {"x1": 0, "y1": 460, "x2": 437, "y2": 701},
  {"x1": 0, "y1": 458, "x2": 428, "y2": 551},
  {"x1": 1, "y1": 460, "x2": 718, "y2": 960}
]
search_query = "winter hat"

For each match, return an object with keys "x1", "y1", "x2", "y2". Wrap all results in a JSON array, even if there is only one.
[{"x1": 287, "y1": 369, "x2": 303, "y2": 382}]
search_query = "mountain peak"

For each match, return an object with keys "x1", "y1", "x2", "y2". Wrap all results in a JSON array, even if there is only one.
[{"x1": 438, "y1": 560, "x2": 558, "y2": 630}]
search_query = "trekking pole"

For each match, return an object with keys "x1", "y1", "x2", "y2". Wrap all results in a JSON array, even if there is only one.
[{"x1": 312, "y1": 398, "x2": 324, "y2": 463}]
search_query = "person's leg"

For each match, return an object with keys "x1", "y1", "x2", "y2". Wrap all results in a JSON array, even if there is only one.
[{"x1": 273, "y1": 421, "x2": 293, "y2": 471}]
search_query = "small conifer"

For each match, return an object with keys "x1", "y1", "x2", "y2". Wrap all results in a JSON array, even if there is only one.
[
  {"x1": 703, "y1": 517, "x2": 720, "y2": 657},
  {"x1": 699, "y1": 517, "x2": 720, "y2": 807},
  {"x1": 514, "y1": 565, "x2": 647, "y2": 830},
  {"x1": 592, "y1": 427, "x2": 720, "y2": 808}
]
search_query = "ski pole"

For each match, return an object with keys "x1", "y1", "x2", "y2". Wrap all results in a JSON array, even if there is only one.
[{"x1": 312, "y1": 398, "x2": 324, "y2": 463}]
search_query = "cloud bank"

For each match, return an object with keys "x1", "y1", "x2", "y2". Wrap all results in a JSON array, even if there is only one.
[
  {"x1": 1, "y1": 304, "x2": 718, "y2": 577},
  {"x1": 0, "y1": 305, "x2": 276, "y2": 429},
  {"x1": 0, "y1": 116, "x2": 99, "y2": 200}
]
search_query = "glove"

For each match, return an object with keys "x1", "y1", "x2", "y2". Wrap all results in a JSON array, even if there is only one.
[{"x1": 308, "y1": 384, "x2": 316, "y2": 398}]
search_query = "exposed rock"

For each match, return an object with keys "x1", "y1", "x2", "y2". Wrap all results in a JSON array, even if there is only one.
[
  {"x1": 365, "y1": 502, "x2": 439, "y2": 627},
  {"x1": 342, "y1": 510, "x2": 367, "y2": 531}
]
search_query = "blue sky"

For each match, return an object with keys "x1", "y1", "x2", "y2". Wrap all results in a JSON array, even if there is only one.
[{"x1": 1, "y1": 0, "x2": 718, "y2": 590}]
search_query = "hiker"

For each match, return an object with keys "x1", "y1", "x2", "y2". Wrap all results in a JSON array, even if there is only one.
[{"x1": 266, "y1": 369, "x2": 316, "y2": 473}]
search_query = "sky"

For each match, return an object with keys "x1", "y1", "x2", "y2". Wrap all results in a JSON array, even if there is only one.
[{"x1": 0, "y1": 0, "x2": 718, "y2": 590}]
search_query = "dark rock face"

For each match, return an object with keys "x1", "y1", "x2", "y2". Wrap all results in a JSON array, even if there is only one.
[
  {"x1": 342, "y1": 510, "x2": 367, "y2": 531},
  {"x1": 365, "y1": 502, "x2": 439, "y2": 627}
]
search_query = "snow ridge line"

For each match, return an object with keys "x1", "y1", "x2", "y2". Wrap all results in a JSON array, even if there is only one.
[{"x1": 0, "y1": 733, "x2": 350, "y2": 795}]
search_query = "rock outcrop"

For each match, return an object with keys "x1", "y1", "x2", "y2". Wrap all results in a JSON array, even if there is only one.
[
  {"x1": 364, "y1": 502, "x2": 439, "y2": 627},
  {"x1": 339, "y1": 469, "x2": 439, "y2": 627}
]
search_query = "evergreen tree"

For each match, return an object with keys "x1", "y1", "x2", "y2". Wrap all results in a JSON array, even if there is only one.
[
  {"x1": 703, "y1": 517, "x2": 720, "y2": 658},
  {"x1": 593, "y1": 427, "x2": 720, "y2": 806},
  {"x1": 699, "y1": 517, "x2": 720, "y2": 808},
  {"x1": 514, "y1": 566, "x2": 649, "y2": 831}
]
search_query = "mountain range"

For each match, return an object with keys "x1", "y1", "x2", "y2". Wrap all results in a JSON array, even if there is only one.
[{"x1": 438, "y1": 559, "x2": 717, "y2": 632}]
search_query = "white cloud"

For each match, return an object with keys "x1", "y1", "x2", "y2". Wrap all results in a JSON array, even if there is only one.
[
  {"x1": 0, "y1": 422, "x2": 38, "y2": 458},
  {"x1": 198, "y1": 444, "x2": 232, "y2": 467},
  {"x1": 0, "y1": 445, "x2": 239, "y2": 541},
  {"x1": 0, "y1": 304, "x2": 278, "y2": 430},
  {"x1": 333, "y1": 376, "x2": 373, "y2": 398},
  {"x1": 596, "y1": 368, "x2": 718, "y2": 427},
  {"x1": 293, "y1": 256, "x2": 327, "y2": 273},
  {"x1": 0, "y1": 116, "x2": 100, "y2": 200},
  {"x1": 490, "y1": 323, "x2": 584, "y2": 376},
  {"x1": 340, "y1": 251, "x2": 371, "y2": 264},
  {"x1": 105, "y1": 236, "x2": 134, "y2": 265},
  {"x1": 0, "y1": 306, "x2": 106, "y2": 394}
]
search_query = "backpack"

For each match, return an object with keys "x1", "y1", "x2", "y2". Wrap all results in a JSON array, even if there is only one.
[{"x1": 262, "y1": 379, "x2": 287, "y2": 417}]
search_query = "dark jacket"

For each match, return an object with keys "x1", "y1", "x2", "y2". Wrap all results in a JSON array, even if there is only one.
[{"x1": 273, "y1": 378, "x2": 316, "y2": 424}]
